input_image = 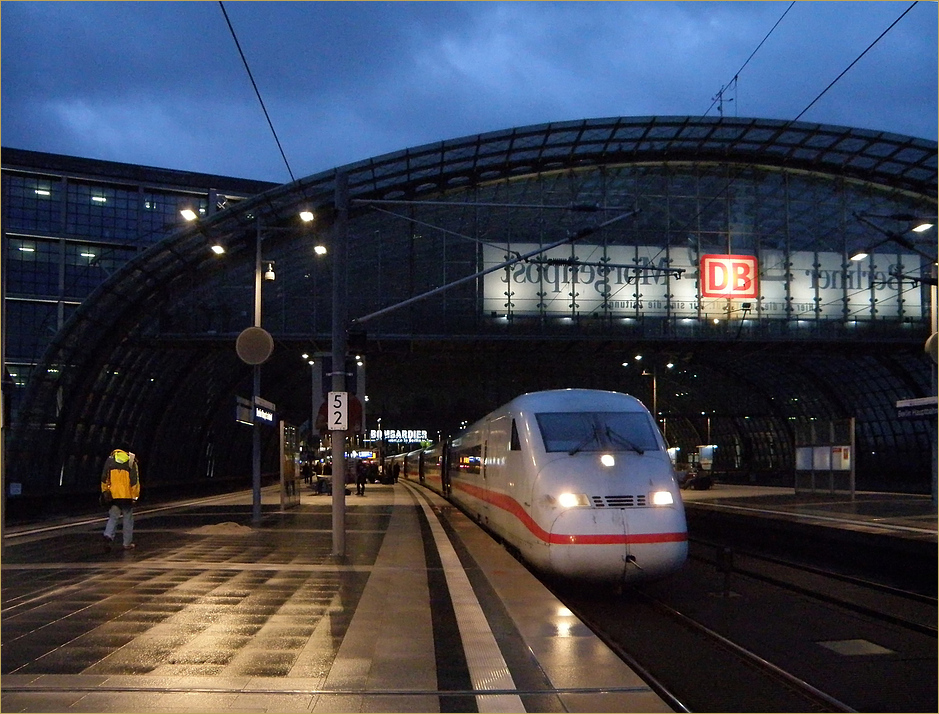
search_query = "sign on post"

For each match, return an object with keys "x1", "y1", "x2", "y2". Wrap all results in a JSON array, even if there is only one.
[
  {"x1": 253, "y1": 396, "x2": 276, "y2": 425},
  {"x1": 328, "y1": 391, "x2": 348, "y2": 431}
]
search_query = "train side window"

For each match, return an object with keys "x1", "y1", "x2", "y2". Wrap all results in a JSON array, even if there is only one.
[
  {"x1": 452, "y1": 444, "x2": 482, "y2": 474},
  {"x1": 510, "y1": 420, "x2": 521, "y2": 451}
]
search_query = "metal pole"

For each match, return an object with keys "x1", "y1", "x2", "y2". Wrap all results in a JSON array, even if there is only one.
[
  {"x1": 1, "y1": 225, "x2": 7, "y2": 552},
  {"x1": 252, "y1": 219, "x2": 262, "y2": 524},
  {"x1": 849, "y1": 416, "x2": 856, "y2": 502},
  {"x1": 932, "y1": 264, "x2": 938, "y2": 505},
  {"x1": 652, "y1": 365, "x2": 658, "y2": 426},
  {"x1": 310, "y1": 358, "x2": 319, "y2": 450},
  {"x1": 331, "y1": 172, "x2": 349, "y2": 556}
]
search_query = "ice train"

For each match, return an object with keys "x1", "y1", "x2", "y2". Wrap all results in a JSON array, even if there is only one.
[{"x1": 387, "y1": 389, "x2": 687, "y2": 582}]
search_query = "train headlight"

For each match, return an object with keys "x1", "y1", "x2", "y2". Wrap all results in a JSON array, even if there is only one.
[
  {"x1": 557, "y1": 492, "x2": 589, "y2": 508},
  {"x1": 651, "y1": 490, "x2": 674, "y2": 506}
]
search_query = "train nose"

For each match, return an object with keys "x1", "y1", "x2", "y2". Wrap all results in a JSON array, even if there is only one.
[
  {"x1": 546, "y1": 506, "x2": 687, "y2": 581},
  {"x1": 546, "y1": 507, "x2": 631, "y2": 580}
]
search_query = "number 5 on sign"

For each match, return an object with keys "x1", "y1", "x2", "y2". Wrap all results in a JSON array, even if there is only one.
[{"x1": 328, "y1": 391, "x2": 348, "y2": 431}]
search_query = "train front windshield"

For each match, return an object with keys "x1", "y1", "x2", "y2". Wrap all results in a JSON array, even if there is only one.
[{"x1": 536, "y1": 412, "x2": 660, "y2": 454}]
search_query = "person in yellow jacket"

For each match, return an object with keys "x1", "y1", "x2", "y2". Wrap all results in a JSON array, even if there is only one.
[{"x1": 101, "y1": 448, "x2": 141, "y2": 551}]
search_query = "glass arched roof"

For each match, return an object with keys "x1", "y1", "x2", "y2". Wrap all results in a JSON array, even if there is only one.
[{"x1": 9, "y1": 116, "x2": 937, "y2": 498}]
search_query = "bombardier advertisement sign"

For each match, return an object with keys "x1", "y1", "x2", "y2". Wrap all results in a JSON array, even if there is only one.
[{"x1": 482, "y1": 244, "x2": 922, "y2": 319}]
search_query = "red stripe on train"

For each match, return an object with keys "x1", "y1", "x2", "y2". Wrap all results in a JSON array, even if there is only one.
[{"x1": 452, "y1": 480, "x2": 687, "y2": 545}]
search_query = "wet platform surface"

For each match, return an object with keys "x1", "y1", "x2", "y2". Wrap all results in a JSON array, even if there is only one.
[
  {"x1": 1, "y1": 483, "x2": 668, "y2": 713},
  {"x1": 681, "y1": 483, "x2": 938, "y2": 541}
]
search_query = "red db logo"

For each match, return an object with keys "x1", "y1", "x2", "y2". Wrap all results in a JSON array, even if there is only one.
[{"x1": 700, "y1": 255, "x2": 758, "y2": 298}]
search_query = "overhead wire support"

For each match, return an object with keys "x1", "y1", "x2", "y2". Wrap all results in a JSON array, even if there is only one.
[
  {"x1": 704, "y1": 1, "x2": 795, "y2": 118},
  {"x1": 218, "y1": 1, "x2": 296, "y2": 183},
  {"x1": 661, "y1": 1, "x2": 921, "y2": 277},
  {"x1": 352, "y1": 208, "x2": 640, "y2": 325}
]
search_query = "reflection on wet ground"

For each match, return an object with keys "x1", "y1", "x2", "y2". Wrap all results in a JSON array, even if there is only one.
[{"x1": 2, "y1": 500, "x2": 384, "y2": 679}]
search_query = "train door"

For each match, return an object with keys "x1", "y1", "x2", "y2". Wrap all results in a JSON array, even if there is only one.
[
  {"x1": 479, "y1": 427, "x2": 491, "y2": 526},
  {"x1": 483, "y1": 415, "x2": 512, "y2": 532},
  {"x1": 441, "y1": 443, "x2": 452, "y2": 497}
]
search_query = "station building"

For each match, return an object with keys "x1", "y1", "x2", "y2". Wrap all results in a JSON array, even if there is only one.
[{"x1": 2, "y1": 116, "x2": 936, "y2": 513}]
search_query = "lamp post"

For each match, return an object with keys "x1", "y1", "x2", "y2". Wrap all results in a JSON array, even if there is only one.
[
  {"x1": 332, "y1": 172, "x2": 349, "y2": 557},
  {"x1": 251, "y1": 219, "x2": 263, "y2": 523},
  {"x1": 189, "y1": 207, "x2": 323, "y2": 524},
  {"x1": 302, "y1": 353, "x2": 315, "y2": 440},
  {"x1": 632, "y1": 354, "x2": 674, "y2": 430}
]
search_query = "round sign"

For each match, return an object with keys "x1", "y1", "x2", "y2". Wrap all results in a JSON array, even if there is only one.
[
  {"x1": 236, "y1": 326, "x2": 274, "y2": 365},
  {"x1": 926, "y1": 332, "x2": 938, "y2": 365}
]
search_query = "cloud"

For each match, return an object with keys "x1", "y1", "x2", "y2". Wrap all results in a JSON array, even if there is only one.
[{"x1": 2, "y1": 1, "x2": 935, "y2": 183}]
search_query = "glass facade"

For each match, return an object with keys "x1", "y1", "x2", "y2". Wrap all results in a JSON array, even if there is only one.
[
  {"x1": 2, "y1": 149, "x2": 276, "y2": 399},
  {"x1": 3, "y1": 117, "x2": 935, "y2": 504}
]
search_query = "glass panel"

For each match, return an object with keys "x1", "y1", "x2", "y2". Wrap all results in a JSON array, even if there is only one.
[
  {"x1": 3, "y1": 173, "x2": 62, "y2": 232},
  {"x1": 6, "y1": 237, "x2": 58, "y2": 296}
]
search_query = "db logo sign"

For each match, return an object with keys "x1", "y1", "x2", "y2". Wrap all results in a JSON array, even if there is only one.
[{"x1": 700, "y1": 254, "x2": 758, "y2": 298}]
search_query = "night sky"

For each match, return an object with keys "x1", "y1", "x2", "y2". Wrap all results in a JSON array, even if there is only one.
[{"x1": 2, "y1": 1, "x2": 936, "y2": 183}]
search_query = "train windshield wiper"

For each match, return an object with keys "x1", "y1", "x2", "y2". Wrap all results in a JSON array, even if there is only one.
[
  {"x1": 605, "y1": 426, "x2": 645, "y2": 455},
  {"x1": 568, "y1": 424, "x2": 602, "y2": 455}
]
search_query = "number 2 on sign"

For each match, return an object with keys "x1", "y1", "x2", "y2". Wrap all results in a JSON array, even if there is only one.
[{"x1": 328, "y1": 391, "x2": 348, "y2": 431}]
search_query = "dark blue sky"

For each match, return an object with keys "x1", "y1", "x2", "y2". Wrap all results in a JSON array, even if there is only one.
[{"x1": 2, "y1": 1, "x2": 936, "y2": 183}]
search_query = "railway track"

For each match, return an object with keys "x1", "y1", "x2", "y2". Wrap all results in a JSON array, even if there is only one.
[
  {"x1": 689, "y1": 538, "x2": 937, "y2": 637},
  {"x1": 550, "y1": 548, "x2": 937, "y2": 712},
  {"x1": 565, "y1": 587, "x2": 855, "y2": 712}
]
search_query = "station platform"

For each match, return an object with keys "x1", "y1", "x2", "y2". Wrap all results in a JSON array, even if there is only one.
[
  {"x1": 680, "y1": 482, "x2": 938, "y2": 542},
  {"x1": 680, "y1": 482, "x2": 937, "y2": 595},
  {"x1": 1, "y1": 482, "x2": 670, "y2": 713}
]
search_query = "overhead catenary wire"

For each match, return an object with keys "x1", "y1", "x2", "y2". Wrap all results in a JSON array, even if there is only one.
[
  {"x1": 218, "y1": 1, "x2": 296, "y2": 183},
  {"x1": 792, "y1": 1, "x2": 919, "y2": 123},
  {"x1": 704, "y1": 1, "x2": 796, "y2": 119},
  {"x1": 626, "y1": 0, "x2": 926, "y2": 308}
]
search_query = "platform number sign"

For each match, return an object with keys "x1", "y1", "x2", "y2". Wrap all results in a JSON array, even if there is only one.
[{"x1": 328, "y1": 391, "x2": 348, "y2": 431}]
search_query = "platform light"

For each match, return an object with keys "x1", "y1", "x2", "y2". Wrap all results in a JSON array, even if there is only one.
[
  {"x1": 264, "y1": 262, "x2": 276, "y2": 281},
  {"x1": 911, "y1": 221, "x2": 934, "y2": 233},
  {"x1": 210, "y1": 244, "x2": 225, "y2": 255},
  {"x1": 299, "y1": 210, "x2": 315, "y2": 222},
  {"x1": 314, "y1": 244, "x2": 328, "y2": 255},
  {"x1": 850, "y1": 250, "x2": 869, "y2": 262},
  {"x1": 600, "y1": 454, "x2": 615, "y2": 467},
  {"x1": 180, "y1": 208, "x2": 198, "y2": 221}
]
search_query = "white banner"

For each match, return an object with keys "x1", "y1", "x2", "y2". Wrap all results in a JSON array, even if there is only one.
[{"x1": 482, "y1": 244, "x2": 922, "y2": 319}]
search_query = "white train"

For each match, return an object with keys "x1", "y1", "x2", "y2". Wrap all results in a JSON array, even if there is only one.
[{"x1": 387, "y1": 389, "x2": 687, "y2": 582}]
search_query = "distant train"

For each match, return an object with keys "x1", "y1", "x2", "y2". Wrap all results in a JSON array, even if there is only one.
[{"x1": 386, "y1": 389, "x2": 687, "y2": 582}]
